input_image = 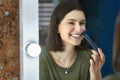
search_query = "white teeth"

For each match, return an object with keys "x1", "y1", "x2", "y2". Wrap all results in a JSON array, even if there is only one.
[{"x1": 71, "y1": 34, "x2": 80, "y2": 37}]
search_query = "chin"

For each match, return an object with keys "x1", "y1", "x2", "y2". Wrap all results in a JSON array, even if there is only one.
[
  {"x1": 73, "y1": 42, "x2": 81, "y2": 46},
  {"x1": 72, "y1": 39, "x2": 82, "y2": 45}
]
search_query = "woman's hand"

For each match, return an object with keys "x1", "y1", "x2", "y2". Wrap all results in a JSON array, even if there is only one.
[{"x1": 89, "y1": 48, "x2": 105, "y2": 80}]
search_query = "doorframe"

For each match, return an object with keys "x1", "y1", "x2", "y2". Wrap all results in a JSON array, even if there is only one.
[{"x1": 19, "y1": 0, "x2": 40, "y2": 80}]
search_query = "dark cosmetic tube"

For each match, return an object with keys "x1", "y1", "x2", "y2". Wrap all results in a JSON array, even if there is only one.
[{"x1": 82, "y1": 31, "x2": 98, "y2": 52}]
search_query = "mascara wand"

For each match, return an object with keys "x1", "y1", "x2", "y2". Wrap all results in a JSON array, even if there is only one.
[{"x1": 82, "y1": 31, "x2": 98, "y2": 52}]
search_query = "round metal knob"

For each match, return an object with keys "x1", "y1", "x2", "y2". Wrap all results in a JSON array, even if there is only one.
[{"x1": 24, "y1": 42, "x2": 41, "y2": 57}]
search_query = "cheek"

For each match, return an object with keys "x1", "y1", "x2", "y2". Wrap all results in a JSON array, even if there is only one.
[
  {"x1": 58, "y1": 24, "x2": 74, "y2": 36},
  {"x1": 59, "y1": 29, "x2": 72, "y2": 37},
  {"x1": 58, "y1": 26, "x2": 68, "y2": 34},
  {"x1": 58, "y1": 24, "x2": 63, "y2": 33},
  {"x1": 58, "y1": 29, "x2": 70, "y2": 41},
  {"x1": 80, "y1": 26, "x2": 86, "y2": 33},
  {"x1": 59, "y1": 31, "x2": 68, "y2": 38}
]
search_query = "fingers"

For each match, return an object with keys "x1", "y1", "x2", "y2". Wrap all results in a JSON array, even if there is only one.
[
  {"x1": 91, "y1": 49, "x2": 100, "y2": 66},
  {"x1": 90, "y1": 48, "x2": 105, "y2": 67},
  {"x1": 98, "y1": 48, "x2": 105, "y2": 64},
  {"x1": 89, "y1": 48, "x2": 104, "y2": 80}
]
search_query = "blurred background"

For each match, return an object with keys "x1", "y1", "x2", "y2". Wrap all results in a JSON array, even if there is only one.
[{"x1": 39, "y1": 0, "x2": 120, "y2": 78}]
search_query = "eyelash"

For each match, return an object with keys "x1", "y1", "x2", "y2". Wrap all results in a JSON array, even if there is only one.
[
  {"x1": 68, "y1": 22, "x2": 86, "y2": 26},
  {"x1": 79, "y1": 22, "x2": 86, "y2": 26},
  {"x1": 68, "y1": 22, "x2": 75, "y2": 25}
]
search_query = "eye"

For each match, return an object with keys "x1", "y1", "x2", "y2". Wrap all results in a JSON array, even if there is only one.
[
  {"x1": 79, "y1": 22, "x2": 86, "y2": 26},
  {"x1": 68, "y1": 22, "x2": 75, "y2": 25}
]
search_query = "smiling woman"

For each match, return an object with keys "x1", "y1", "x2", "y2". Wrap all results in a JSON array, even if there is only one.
[
  {"x1": 39, "y1": 1, "x2": 105, "y2": 80},
  {"x1": 58, "y1": 10, "x2": 86, "y2": 46}
]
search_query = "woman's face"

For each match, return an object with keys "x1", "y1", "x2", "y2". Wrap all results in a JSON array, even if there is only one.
[{"x1": 58, "y1": 10, "x2": 86, "y2": 46}]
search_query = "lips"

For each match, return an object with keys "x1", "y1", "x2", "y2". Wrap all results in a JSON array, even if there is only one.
[
  {"x1": 69, "y1": 33, "x2": 83, "y2": 41},
  {"x1": 69, "y1": 33, "x2": 83, "y2": 45}
]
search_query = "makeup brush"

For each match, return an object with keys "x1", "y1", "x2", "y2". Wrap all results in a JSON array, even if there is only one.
[{"x1": 82, "y1": 31, "x2": 98, "y2": 52}]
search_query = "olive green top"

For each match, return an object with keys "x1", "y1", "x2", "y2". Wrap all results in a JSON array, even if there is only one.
[{"x1": 39, "y1": 47, "x2": 91, "y2": 80}]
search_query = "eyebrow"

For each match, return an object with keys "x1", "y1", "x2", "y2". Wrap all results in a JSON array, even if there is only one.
[{"x1": 67, "y1": 19, "x2": 86, "y2": 22}]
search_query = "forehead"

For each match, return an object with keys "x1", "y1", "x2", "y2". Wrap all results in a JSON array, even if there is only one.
[{"x1": 63, "y1": 10, "x2": 85, "y2": 21}]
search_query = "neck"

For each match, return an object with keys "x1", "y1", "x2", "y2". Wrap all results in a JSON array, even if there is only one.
[
  {"x1": 50, "y1": 45, "x2": 77, "y2": 68},
  {"x1": 56, "y1": 46, "x2": 77, "y2": 68},
  {"x1": 61, "y1": 48, "x2": 75, "y2": 61}
]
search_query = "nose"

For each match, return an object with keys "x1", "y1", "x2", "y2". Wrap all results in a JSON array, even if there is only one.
[{"x1": 75, "y1": 24, "x2": 86, "y2": 33}]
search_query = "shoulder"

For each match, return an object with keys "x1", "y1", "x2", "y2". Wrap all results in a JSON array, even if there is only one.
[
  {"x1": 40, "y1": 47, "x2": 48, "y2": 56},
  {"x1": 77, "y1": 48, "x2": 92, "y2": 65},
  {"x1": 78, "y1": 48, "x2": 92, "y2": 59},
  {"x1": 39, "y1": 47, "x2": 49, "y2": 63}
]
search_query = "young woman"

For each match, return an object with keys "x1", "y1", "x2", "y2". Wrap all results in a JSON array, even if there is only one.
[{"x1": 40, "y1": 1, "x2": 105, "y2": 80}]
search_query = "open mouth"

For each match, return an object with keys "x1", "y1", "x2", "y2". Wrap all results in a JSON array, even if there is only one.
[{"x1": 69, "y1": 33, "x2": 82, "y2": 38}]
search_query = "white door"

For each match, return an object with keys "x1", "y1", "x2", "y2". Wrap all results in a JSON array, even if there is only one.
[{"x1": 19, "y1": 0, "x2": 41, "y2": 80}]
